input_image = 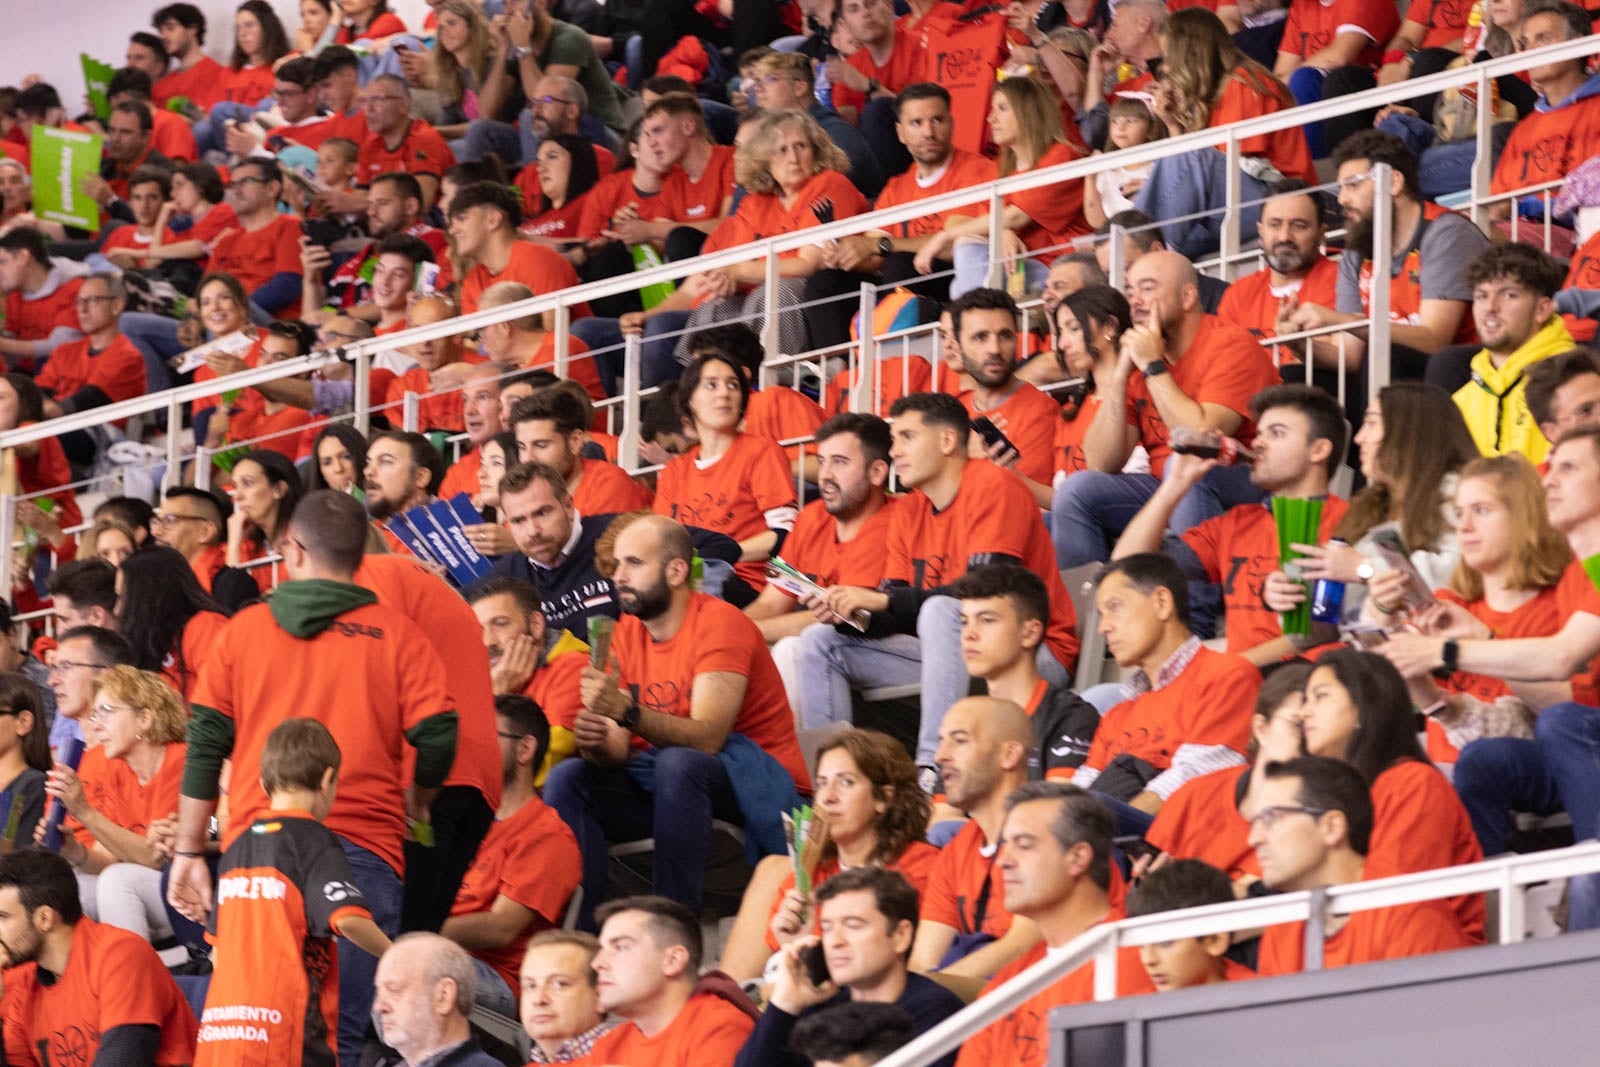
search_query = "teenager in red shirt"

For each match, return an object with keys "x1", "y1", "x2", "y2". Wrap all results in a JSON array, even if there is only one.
[
  {"x1": 0, "y1": 226, "x2": 85, "y2": 374},
  {"x1": 645, "y1": 93, "x2": 738, "y2": 242},
  {"x1": 153, "y1": 3, "x2": 229, "y2": 111},
  {"x1": 829, "y1": 0, "x2": 928, "y2": 122},
  {"x1": 451, "y1": 181, "x2": 589, "y2": 317}
]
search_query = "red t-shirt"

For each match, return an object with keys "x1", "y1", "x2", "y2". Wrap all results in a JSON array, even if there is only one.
[
  {"x1": 832, "y1": 31, "x2": 928, "y2": 114},
  {"x1": 1123, "y1": 315, "x2": 1282, "y2": 478},
  {"x1": 611, "y1": 591, "x2": 810, "y2": 790},
  {"x1": 15, "y1": 419, "x2": 82, "y2": 528},
  {"x1": 703, "y1": 170, "x2": 869, "y2": 257},
  {"x1": 448, "y1": 796, "x2": 580, "y2": 995},
  {"x1": 1566, "y1": 228, "x2": 1600, "y2": 342},
  {"x1": 572, "y1": 456, "x2": 652, "y2": 515},
  {"x1": 1407, "y1": 0, "x2": 1472, "y2": 48},
  {"x1": 357, "y1": 119, "x2": 456, "y2": 187},
  {"x1": 1145, "y1": 763, "x2": 1260, "y2": 880},
  {"x1": 208, "y1": 214, "x2": 302, "y2": 296},
  {"x1": 778, "y1": 497, "x2": 897, "y2": 599},
  {"x1": 883, "y1": 460, "x2": 1079, "y2": 670},
  {"x1": 577, "y1": 170, "x2": 672, "y2": 239},
  {"x1": 1491, "y1": 94, "x2": 1600, "y2": 197},
  {"x1": 574, "y1": 993, "x2": 753, "y2": 1067},
  {"x1": 527, "y1": 647, "x2": 587, "y2": 733},
  {"x1": 659, "y1": 144, "x2": 738, "y2": 225},
  {"x1": 1257, "y1": 898, "x2": 1469, "y2": 975},
  {"x1": 824, "y1": 355, "x2": 939, "y2": 417},
  {"x1": 459, "y1": 240, "x2": 588, "y2": 316},
  {"x1": 1217, "y1": 257, "x2": 1341, "y2": 342},
  {"x1": 1006, "y1": 142, "x2": 1089, "y2": 250},
  {"x1": 1084, "y1": 648, "x2": 1260, "y2": 773},
  {"x1": 271, "y1": 107, "x2": 367, "y2": 153},
  {"x1": 963, "y1": 381, "x2": 1063, "y2": 486},
  {"x1": 1556, "y1": 560, "x2": 1600, "y2": 706},
  {"x1": 875, "y1": 150, "x2": 995, "y2": 238},
  {"x1": 1051, "y1": 393, "x2": 1100, "y2": 479},
  {"x1": 1281, "y1": 0, "x2": 1398, "y2": 66},
  {"x1": 765, "y1": 842, "x2": 942, "y2": 951},
  {"x1": 222, "y1": 63, "x2": 277, "y2": 107},
  {"x1": 439, "y1": 446, "x2": 483, "y2": 501},
  {"x1": 1208, "y1": 72, "x2": 1318, "y2": 184},
  {"x1": 921, "y1": 817, "x2": 1013, "y2": 940},
  {"x1": 2, "y1": 919, "x2": 198, "y2": 1066},
  {"x1": 4, "y1": 274, "x2": 82, "y2": 344},
  {"x1": 652, "y1": 433, "x2": 798, "y2": 590},
  {"x1": 227, "y1": 393, "x2": 315, "y2": 457},
  {"x1": 151, "y1": 108, "x2": 198, "y2": 162},
  {"x1": 518, "y1": 196, "x2": 589, "y2": 241},
  {"x1": 919, "y1": 6, "x2": 1010, "y2": 155},
  {"x1": 744, "y1": 386, "x2": 826, "y2": 464},
  {"x1": 1368, "y1": 758, "x2": 1485, "y2": 940},
  {"x1": 336, "y1": 11, "x2": 408, "y2": 41},
  {"x1": 38, "y1": 334, "x2": 148, "y2": 414},
  {"x1": 1181, "y1": 496, "x2": 1350, "y2": 655},
  {"x1": 154, "y1": 55, "x2": 229, "y2": 110}
]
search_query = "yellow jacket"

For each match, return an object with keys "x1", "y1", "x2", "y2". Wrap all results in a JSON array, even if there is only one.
[{"x1": 1453, "y1": 315, "x2": 1574, "y2": 463}]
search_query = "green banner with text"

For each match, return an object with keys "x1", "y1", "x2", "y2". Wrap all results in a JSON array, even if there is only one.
[{"x1": 30, "y1": 126, "x2": 102, "y2": 234}]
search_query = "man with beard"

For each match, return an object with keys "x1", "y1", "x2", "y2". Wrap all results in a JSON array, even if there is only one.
[
  {"x1": 1052, "y1": 250, "x2": 1280, "y2": 572},
  {"x1": 366, "y1": 431, "x2": 445, "y2": 553},
  {"x1": 1280, "y1": 130, "x2": 1488, "y2": 381},
  {"x1": 509, "y1": 387, "x2": 649, "y2": 515},
  {"x1": 745, "y1": 413, "x2": 897, "y2": 710},
  {"x1": 0, "y1": 849, "x2": 197, "y2": 1064},
  {"x1": 953, "y1": 288, "x2": 1064, "y2": 489},
  {"x1": 440, "y1": 695, "x2": 581, "y2": 1017},
  {"x1": 1217, "y1": 182, "x2": 1340, "y2": 348},
  {"x1": 308, "y1": 176, "x2": 452, "y2": 317},
  {"x1": 467, "y1": 576, "x2": 587, "y2": 782},
  {"x1": 543, "y1": 515, "x2": 809, "y2": 928}
]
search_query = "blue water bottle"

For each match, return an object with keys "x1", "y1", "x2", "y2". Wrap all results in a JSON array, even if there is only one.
[
  {"x1": 1309, "y1": 539, "x2": 1347, "y2": 624},
  {"x1": 42, "y1": 736, "x2": 85, "y2": 851}
]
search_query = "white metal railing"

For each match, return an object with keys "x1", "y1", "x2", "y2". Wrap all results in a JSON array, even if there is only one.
[{"x1": 878, "y1": 840, "x2": 1600, "y2": 1067}]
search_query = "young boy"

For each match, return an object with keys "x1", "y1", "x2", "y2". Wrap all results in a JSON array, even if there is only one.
[
  {"x1": 194, "y1": 718, "x2": 391, "y2": 1067},
  {"x1": 1124, "y1": 859, "x2": 1256, "y2": 990}
]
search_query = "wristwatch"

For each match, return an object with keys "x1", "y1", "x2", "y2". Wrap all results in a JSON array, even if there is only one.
[
  {"x1": 865, "y1": 78, "x2": 881, "y2": 95},
  {"x1": 1432, "y1": 639, "x2": 1459, "y2": 680},
  {"x1": 1144, "y1": 359, "x2": 1168, "y2": 378},
  {"x1": 1355, "y1": 560, "x2": 1376, "y2": 582},
  {"x1": 619, "y1": 701, "x2": 642, "y2": 732},
  {"x1": 875, "y1": 235, "x2": 893, "y2": 257}
]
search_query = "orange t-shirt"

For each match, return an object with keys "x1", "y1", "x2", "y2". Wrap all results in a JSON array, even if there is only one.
[
  {"x1": 1367, "y1": 759, "x2": 1485, "y2": 940},
  {"x1": 1257, "y1": 898, "x2": 1469, "y2": 975},
  {"x1": 459, "y1": 239, "x2": 589, "y2": 316},
  {"x1": 154, "y1": 55, "x2": 229, "y2": 110},
  {"x1": 355, "y1": 554, "x2": 504, "y2": 813},
  {"x1": 576, "y1": 170, "x2": 672, "y2": 239},
  {"x1": 1280, "y1": 0, "x2": 1398, "y2": 66},
  {"x1": 227, "y1": 393, "x2": 315, "y2": 458},
  {"x1": 745, "y1": 386, "x2": 826, "y2": 463},
  {"x1": 919, "y1": 7, "x2": 1010, "y2": 155},
  {"x1": 448, "y1": 795, "x2": 580, "y2": 995},
  {"x1": 80, "y1": 742, "x2": 185, "y2": 845},
  {"x1": 439, "y1": 446, "x2": 484, "y2": 502},
  {"x1": 574, "y1": 993, "x2": 753, "y2": 1066},
  {"x1": 189, "y1": 596, "x2": 454, "y2": 875},
  {"x1": 1426, "y1": 585, "x2": 1562, "y2": 761},
  {"x1": 222, "y1": 63, "x2": 276, "y2": 106},
  {"x1": 779, "y1": 497, "x2": 897, "y2": 596},
  {"x1": 1, "y1": 919, "x2": 198, "y2": 1066},
  {"x1": 1085, "y1": 648, "x2": 1260, "y2": 773},
  {"x1": 384, "y1": 351, "x2": 489, "y2": 434},
  {"x1": 572, "y1": 456, "x2": 651, "y2": 515},
  {"x1": 518, "y1": 196, "x2": 589, "y2": 241},
  {"x1": 527, "y1": 648, "x2": 587, "y2": 732},
  {"x1": 163, "y1": 610, "x2": 229, "y2": 700},
  {"x1": 1006, "y1": 142, "x2": 1089, "y2": 250},
  {"x1": 1181, "y1": 496, "x2": 1350, "y2": 655},
  {"x1": 659, "y1": 144, "x2": 738, "y2": 225},
  {"x1": 336, "y1": 11, "x2": 408, "y2": 41},
  {"x1": 921, "y1": 817, "x2": 1013, "y2": 941},
  {"x1": 1216, "y1": 257, "x2": 1341, "y2": 345},
  {"x1": 208, "y1": 214, "x2": 302, "y2": 296},
  {"x1": 875, "y1": 150, "x2": 994, "y2": 238},
  {"x1": 954, "y1": 934, "x2": 1153, "y2": 1067},
  {"x1": 1124, "y1": 315, "x2": 1281, "y2": 478},
  {"x1": 703, "y1": 170, "x2": 869, "y2": 257},
  {"x1": 1406, "y1": 0, "x2": 1471, "y2": 48},
  {"x1": 526, "y1": 331, "x2": 604, "y2": 402},
  {"x1": 1556, "y1": 560, "x2": 1600, "y2": 706},
  {"x1": 652, "y1": 433, "x2": 798, "y2": 589},
  {"x1": 1207, "y1": 72, "x2": 1318, "y2": 184},
  {"x1": 964, "y1": 381, "x2": 1063, "y2": 486},
  {"x1": 883, "y1": 460, "x2": 1080, "y2": 670},
  {"x1": 832, "y1": 33, "x2": 928, "y2": 114},
  {"x1": 1145, "y1": 763, "x2": 1260, "y2": 880},
  {"x1": 824, "y1": 355, "x2": 941, "y2": 417},
  {"x1": 15, "y1": 424, "x2": 82, "y2": 528},
  {"x1": 195, "y1": 811, "x2": 372, "y2": 1067},
  {"x1": 37, "y1": 333, "x2": 148, "y2": 425},
  {"x1": 1491, "y1": 94, "x2": 1600, "y2": 197},
  {"x1": 764, "y1": 841, "x2": 942, "y2": 951},
  {"x1": 611, "y1": 592, "x2": 810, "y2": 790},
  {"x1": 356, "y1": 119, "x2": 456, "y2": 187},
  {"x1": 1051, "y1": 393, "x2": 1101, "y2": 479}
]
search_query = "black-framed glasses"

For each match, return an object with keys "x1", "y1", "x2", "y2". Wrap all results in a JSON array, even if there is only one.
[
  {"x1": 497, "y1": 731, "x2": 525, "y2": 741},
  {"x1": 47, "y1": 659, "x2": 109, "y2": 675},
  {"x1": 1249, "y1": 805, "x2": 1331, "y2": 831},
  {"x1": 0, "y1": 707, "x2": 17, "y2": 717}
]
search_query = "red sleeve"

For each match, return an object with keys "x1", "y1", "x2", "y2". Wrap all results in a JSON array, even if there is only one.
[
  {"x1": 497, "y1": 814, "x2": 581, "y2": 922},
  {"x1": 918, "y1": 836, "x2": 964, "y2": 928},
  {"x1": 744, "y1": 436, "x2": 799, "y2": 513},
  {"x1": 92, "y1": 929, "x2": 182, "y2": 1031},
  {"x1": 1186, "y1": 653, "x2": 1260, "y2": 751},
  {"x1": 1366, "y1": 762, "x2": 1478, "y2": 881},
  {"x1": 1179, "y1": 513, "x2": 1229, "y2": 583},
  {"x1": 832, "y1": 52, "x2": 874, "y2": 114}
]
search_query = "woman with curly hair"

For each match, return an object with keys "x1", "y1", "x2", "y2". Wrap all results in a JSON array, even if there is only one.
[{"x1": 718, "y1": 729, "x2": 937, "y2": 981}]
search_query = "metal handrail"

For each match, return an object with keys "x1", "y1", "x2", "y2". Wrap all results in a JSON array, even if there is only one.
[{"x1": 877, "y1": 840, "x2": 1600, "y2": 1067}]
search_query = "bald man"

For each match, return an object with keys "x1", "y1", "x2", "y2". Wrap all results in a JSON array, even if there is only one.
[
  {"x1": 1051, "y1": 250, "x2": 1279, "y2": 586},
  {"x1": 373, "y1": 934, "x2": 502, "y2": 1066},
  {"x1": 543, "y1": 515, "x2": 809, "y2": 929},
  {"x1": 911, "y1": 696, "x2": 1043, "y2": 985}
]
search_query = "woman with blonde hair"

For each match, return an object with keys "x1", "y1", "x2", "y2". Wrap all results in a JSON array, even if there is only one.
[
  {"x1": 430, "y1": 0, "x2": 505, "y2": 140},
  {"x1": 1371, "y1": 454, "x2": 1571, "y2": 763},
  {"x1": 83, "y1": 519, "x2": 140, "y2": 569},
  {"x1": 915, "y1": 75, "x2": 1088, "y2": 298},
  {"x1": 40, "y1": 666, "x2": 189, "y2": 957},
  {"x1": 669, "y1": 108, "x2": 868, "y2": 359},
  {"x1": 718, "y1": 728, "x2": 937, "y2": 981},
  {"x1": 1133, "y1": 7, "x2": 1314, "y2": 257}
]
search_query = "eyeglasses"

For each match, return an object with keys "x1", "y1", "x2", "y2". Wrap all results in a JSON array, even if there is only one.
[
  {"x1": 1248, "y1": 805, "x2": 1331, "y2": 831},
  {"x1": 0, "y1": 707, "x2": 16, "y2": 717},
  {"x1": 90, "y1": 702, "x2": 137, "y2": 723},
  {"x1": 152, "y1": 511, "x2": 206, "y2": 527},
  {"x1": 47, "y1": 659, "x2": 109, "y2": 675},
  {"x1": 227, "y1": 176, "x2": 270, "y2": 188},
  {"x1": 75, "y1": 295, "x2": 116, "y2": 309},
  {"x1": 319, "y1": 329, "x2": 363, "y2": 344},
  {"x1": 273, "y1": 535, "x2": 308, "y2": 556},
  {"x1": 497, "y1": 731, "x2": 524, "y2": 741}
]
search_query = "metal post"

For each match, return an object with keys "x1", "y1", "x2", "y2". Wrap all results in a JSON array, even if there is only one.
[
  {"x1": 985, "y1": 185, "x2": 1006, "y2": 290},
  {"x1": 1304, "y1": 886, "x2": 1328, "y2": 971},
  {"x1": 354, "y1": 347, "x2": 372, "y2": 436},
  {"x1": 0, "y1": 495, "x2": 15, "y2": 610},
  {"x1": 163, "y1": 396, "x2": 182, "y2": 492},
  {"x1": 761, "y1": 248, "x2": 781, "y2": 364},
  {"x1": 1092, "y1": 930, "x2": 1119, "y2": 1002},
  {"x1": 1222, "y1": 132, "x2": 1243, "y2": 281},
  {"x1": 850, "y1": 282, "x2": 876, "y2": 414},
  {"x1": 1367, "y1": 163, "x2": 1393, "y2": 403},
  {"x1": 618, "y1": 333, "x2": 642, "y2": 473},
  {"x1": 1470, "y1": 64, "x2": 1494, "y2": 233},
  {"x1": 194, "y1": 449, "x2": 212, "y2": 491},
  {"x1": 1498, "y1": 865, "x2": 1526, "y2": 945},
  {"x1": 554, "y1": 303, "x2": 571, "y2": 379},
  {"x1": 1107, "y1": 223, "x2": 1126, "y2": 292},
  {"x1": 403, "y1": 391, "x2": 420, "y2": 433}
]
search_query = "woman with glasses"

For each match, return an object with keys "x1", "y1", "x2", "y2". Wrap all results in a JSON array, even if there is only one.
[
  {"x1": 1297, "y1": 649, "x2": 1484, "y2": 939},
  {"x1": 226, "y1": 449, "x2": 305, "y2": 592},
  {"x1": 0, "y1": 672, "x2": 52, "y2": 851},
  {"x1": 39, "y1": 666, "x2": 188, "y2": 958},
  {"x1": 118, "y1": 546, "x2": 230, "y2": 700}
]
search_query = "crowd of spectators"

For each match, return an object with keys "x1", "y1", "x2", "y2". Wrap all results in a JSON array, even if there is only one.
[{"x1": 1, "y1": 0, "x2": 1600, "y2": 1064}]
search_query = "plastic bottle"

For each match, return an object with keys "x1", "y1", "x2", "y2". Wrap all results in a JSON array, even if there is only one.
[
  {"x1": 1168, "y1": 427, "x2": 1256, "y2": 465},
  {"x1": 1462, "y1": 1, "x2": 1484, "y2": 55},
  {"x1": 1309, "y1": 542, "x2": 1347, "y2": 625}
]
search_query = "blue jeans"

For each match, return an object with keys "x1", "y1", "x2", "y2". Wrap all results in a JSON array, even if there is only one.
[
  {"x1": 543, "y1": 746, "x2": 743, "y2": 930},
  {"x1": 796, "y1": 595, "x2": 1071, "y2": 765},
  {"x1": 193, "y1": 99, "x2": 272, "y2": 157},
  {"x1": 1133, "y1": 148, "x2": 1268, "y2": 261},
  {"x1": 1287, "y1": 66, "x2": 1328, "y2": 157},
  {"x1": 1454, "y1": 703, "x2": 1600, "y2": 931},
  {"x1": 119, "y1": 311, "x2": 185, "y2": 393},
  {"x1": 950, "y1": 242, "x2": 1050, "y2": 301},
  {"x1": 469, "y1": 956, "x2": 518, "y2": 1017},
  {"x1": 336, "y1": 838, "x2": 403, "y2": 1067},
  {"x1": 571, "y1": 312, "x2": 693, "y2": 390},
  {"x1": 1050, "y1": 465, "x2": 1259, "y2": 571}
]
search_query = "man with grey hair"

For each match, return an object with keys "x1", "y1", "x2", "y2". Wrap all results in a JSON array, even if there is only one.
[
  {"x1": 952, "y1": 781, "x2": 1152, "y2": 1067},
  {"x1": 374, "y1": 933, "x2": 504, "y2": 1066},
  {"x1": 38, "y1": 271, "x2": 147, "y2": 465},
  {"x1": 1079, "y1": 0, "x2": 1166, "y2": 148}
]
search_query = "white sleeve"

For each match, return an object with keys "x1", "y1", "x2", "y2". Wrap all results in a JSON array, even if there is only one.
[{"x1": 1146, "y1": 744, "x2": 1247, "y2": 800}]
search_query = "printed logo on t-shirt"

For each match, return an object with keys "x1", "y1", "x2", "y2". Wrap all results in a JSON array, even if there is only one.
[
  {"x1": 639, "y1": 679, "x2": 687, "y2": 718},
  {"x1": 323, "y1": 880, "x2": 357, "y2": 903},
  {"x1": 39, "y1": 1026, "x2": 92, "y2": 1067},
  {"x1": 1511, "y1": 136, "x2": 1568, "y2": 184},
  {"x1": 668, "y1": 494, "x2": 737, "y2": 531}
]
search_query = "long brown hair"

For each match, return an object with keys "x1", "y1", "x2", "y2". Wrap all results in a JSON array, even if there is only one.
[
  {"x1": 1333, "y1": 382, "x2": 1478, "y2": 552},
  {"x1": 1158, "y1": 8, "x2": 1293, "y2": 135},
  {"x1": 1450, "y1": 454, "x2": 1571, "y2": 601},
  {"x1": 813, "y1": 729, "x2": 929, "y2": 868},
  {"x1": 431, "y1": 0, "x2": 496, "y2": 106},
  {"x1": 993, "y1": 75, "x2": 1067, "y2": 177}
]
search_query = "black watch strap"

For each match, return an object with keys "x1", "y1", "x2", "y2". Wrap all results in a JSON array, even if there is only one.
[
  {"x1": 620, "y1": 701, "x2": 642, "y2": 731},
  {"x1": 1145, "y1": 359, "x2": 1168, "y2": 378}
]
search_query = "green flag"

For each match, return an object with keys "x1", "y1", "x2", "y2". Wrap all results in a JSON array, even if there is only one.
[
  {"x1": 30, "y1": 126, "x2": 102, "y2": 234},
  {"x1": 81, "y1": 54, "x2": 116, "y2": 122}
]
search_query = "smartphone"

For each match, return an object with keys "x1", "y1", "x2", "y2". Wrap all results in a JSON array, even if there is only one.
[
  {"x1": 799, "y1": 942, "x2": 830, "y2": 987},
  {"x1": 1113, "y1": 834, "x2": 1159, "y2": 864},
  {"x1": 971, "y1": 416, "x2": 1019, "y2": 460}
]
